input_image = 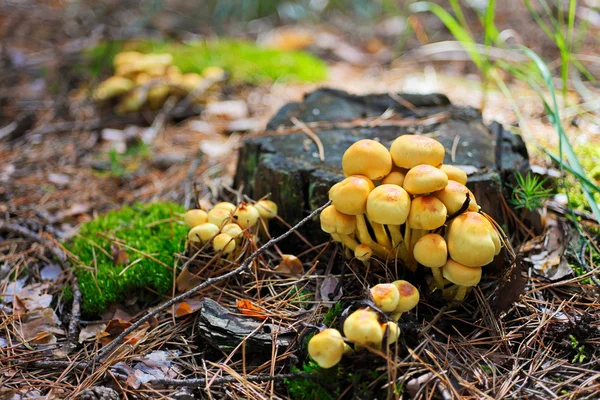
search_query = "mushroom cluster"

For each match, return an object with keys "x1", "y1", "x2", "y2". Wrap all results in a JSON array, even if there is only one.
[
  {"x1": 93, "y1": 51, "x2": 225, "y2": 114},
  {"x1": 320, "y1": 136, "x2": 504, "y2": 301},
  {"x1": 184, "y1": 199, "x2": 277, "y2": 258},
  {"x1": 308, "y1": 280, "x2": 419, "y2": 369}
]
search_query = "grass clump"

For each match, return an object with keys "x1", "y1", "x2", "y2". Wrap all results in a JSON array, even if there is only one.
[
  {"x1": 87, "y1": 39, "x2": 328, "y2": 84},
  {"x1": 65, "y1": 202, "x2": 187, "y2": 316}
]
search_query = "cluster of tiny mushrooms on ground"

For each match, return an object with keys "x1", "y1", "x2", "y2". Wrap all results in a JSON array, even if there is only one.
[
  {"x1": 311, "y1": 135, "x2": 505, "y2": 369},
  {"x1": 93, "y1": 51, "x2": 225, "y2": 113}
]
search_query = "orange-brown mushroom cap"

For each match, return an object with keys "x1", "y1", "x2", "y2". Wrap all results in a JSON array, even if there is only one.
[
  {"x1": 308, "y1": 328, "x2": 345, "y2": 368},
  {"x1": 329, "y1": 175, "x2": 375, "y2": 215},
  {"x1": 390, "y1": 135, "x2": 445, "y2": 169},
  {"x1": 403, "y1": 164, "x2": 449, "y2": 195},
  {"x1": 442, "y1": 259, "x2": 482, "y2": 287},
  {"x1": 391, "y1": 280, "x2": 420, "y2": 313},
  {"x1": 440, "y1": 165, "x2": 468, "y2": 185},
  {"x1": 432, "y1": 180, "x2": 479, "y2": 214},
  {"x1": 343, "y1": 308, "x2": 383, "y2": 347},
  {"x1": 413, "y1": 233, "x2": 447, "y2": 268},
  {"x1": 446, "y1": 212, "x2": 497, "y2": 267},
  {"x1": 407, "y1": 196, "x2": 447, "y2": 230},
  {"x1": 366, "y1": 184, "x2": 411, "y2": 225},
  {"x1": 320, "y1": 205, "x2": 356, "y2": 235},
  {"x1": 342, "y1": 139, "x2": 393, "y2": 180}
]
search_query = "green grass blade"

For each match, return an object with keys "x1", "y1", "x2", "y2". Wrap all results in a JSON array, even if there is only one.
[
  {"x1": 521, "y1": 46, "x2": 600, "y2": 221},
  {"x1": 410, "y1": 2, "x2": 482, "y2": 69}
]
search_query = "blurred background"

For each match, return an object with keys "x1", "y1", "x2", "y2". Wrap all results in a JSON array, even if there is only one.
[{"x1": 1, "y1": 0, "x2": 599, "y2": 218}]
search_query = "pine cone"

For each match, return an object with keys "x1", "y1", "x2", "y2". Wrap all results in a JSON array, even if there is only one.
[{"x1": 80, "y1": 386, "x2": 120, "y2": 400}]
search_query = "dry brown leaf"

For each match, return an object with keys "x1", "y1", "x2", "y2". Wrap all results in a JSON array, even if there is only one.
[
  {"x1": 236, "y1": 299, "x2": 268, "y2": 320},
  {"x1": 111, "y1": 243, "x2": 129, "y2": 266},
  {"x1": 173, "y1": 298, "x2": 203, "y2": 317}
]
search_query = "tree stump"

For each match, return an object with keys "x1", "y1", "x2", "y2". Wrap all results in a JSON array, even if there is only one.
[{"x1": 234, "y1": 88, "x2": 529, "y2": 243}]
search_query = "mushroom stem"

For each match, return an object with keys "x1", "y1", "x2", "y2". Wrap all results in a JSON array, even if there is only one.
[
  {"x1": 367, "y1": 218, "x2": 392, "y2": 250},
  {"x1": 387, "y1": 224, "x2": 408, "y2": 260},
  {"x1": 431, "y1": 266, "x2": 445, "y2": 290},
  {"x1": 453, "y1": 285, "x2": 467, "y2": 302},
  {"x1": 406, "y1": 229, "x2": 425, "y2": 271},
  {"x1": 355, "y1": 214, "x2": 389, "y2": 259},
  {"x1": 338, "y1": 234, "x2": 359, "y2": 251}
]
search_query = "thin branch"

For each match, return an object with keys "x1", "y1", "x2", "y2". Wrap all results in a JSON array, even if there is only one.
[
  {"x1": 95, "y1": 200, "x2": 332, "y2": 363},
  {"x1": 148, "y1": 372, "x2": 311, "y2": 388},
  {"x1": 66, "y1": 276, "x2": 82, "y2": 350}
]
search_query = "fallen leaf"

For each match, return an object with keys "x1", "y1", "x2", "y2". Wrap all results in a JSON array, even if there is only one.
[
  {"x1": 173, "y1": 298, "x2": 203, "y2": 317},
  {"x1": 40, "y1": 264, "x2": 62, "y2": 282},
  {"x1": 176, "y1": 266, "x2": 201, "y2": 292},
  {"x1": 78, "y1": 323, "x2": 107, "y2": 343},
  {"x1": 111, "y1": 243, "x2": 129, "y2": 266},
  {"x1": 522, "y1": 214, "x2": 572, "y2": 281},
  {"x1": 16, "y1": 283, "x2": 52, "y2": 312},
  {"x1": 274, "y1": 254, "x2": 303, "y2": 275},
  {"x1": 104, "y1": 319, "x2": 133, "y2": 336},
  {"x1": 236, "y1": 299, "x2": 268, "y2": 320},
  {"x1": 319, "y1": 276, "x2": 342, "y2": 304},
  {"x1": 126, "y1": 350, "x2": 180, "y2": 389}
]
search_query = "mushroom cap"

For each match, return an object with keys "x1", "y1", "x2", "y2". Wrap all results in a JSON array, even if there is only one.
[
  {"x1": 188, "y1": 223, "x2": 220, "y2": 243},
  {"x1": 93, "y1": 76, "x2": 136, "y2": 101},
  {"x1": 446, "y1": 212, "x2": 496, "y2": 267},
  {"x1": 255, "y1": 200, "x2": 278, "y2": 219},
  {"x1": 320, "y1": 205, "x2": 356, "y2": 235},
  {"x1": 329, "y1": 175, "x2": 375, "y2": 215},
  {"x1": 414, "y1": 233, "x2": 448, "y2": 268},
  {"x1": 403, "y1": 165, "x2": 449, "y2": 195},
  {"x1": 440, "y1": 165, "x2": 468, "y2": 185},
  {"x1": 275, "y1": 254, "x2": 304, "y2": 274},
  {"x1": 490, "y1": 226, "x2": 502, "y2": 255},
  {"x1": 442, "y1": 259, "x2": 482, "y2": 287},
  {"x1": 213, "y1": 202, "x2": 237, "y2": 212},
  {"x1": 380, "y1": 170, "x2": 406, "y2": 187},
  {"x1": 407, "y1": 196, "x2": 447, "y2": 230},
  {"x1": 432, "y1": 180, "x2": 479, "y2": 214},
  {"x1": 232, "y1": 203, "x2": 260, "y2": 228},
  {"x1": 308, "y1": 328, "x2": 345, "y2": 369},
  {"x1": 391, "y1": 280, "x2": 420, "y2": 313},
  {"x1": 184, "y1": 209, "x2": 208, "y2": 228},
  {"x1": 390, "y1": 135, "x2": 445, "y2": 169},
  {"x1": 354, "y1": 244, "x2": 373, "y2": 262},
  {"x1": 343, "y1": 308, "x2": 383, "y2": 347},
  {"x1": 221, "y1": 223, "x2": 244, "y2": 239},
  {"x1": 381, "y1": 322, "x2": 401, "y2": 345},
  {"x1": 366, "y1": 184, "x2": 411, "y2": 225},
  {"x1": 370, "y1": 283, "x2": 400, "y2": 312},
  {"x1": 113, "y1": 51, "x2": 144, "y2": 68},
  {"x1": 207, "y1": 208, "x2": 231, "y2": 227},
  {"x1": 212, "y1": 233, "x2": 236, "y2": 254},
  {"x1": 342, "y1": 139, "x2": 393, "y2": 180}
]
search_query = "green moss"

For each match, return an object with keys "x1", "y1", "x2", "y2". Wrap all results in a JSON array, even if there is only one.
[
  {"x1": 322, "y1": 301, "x2": 344, "y2": 326},
  {"x1": 559, "y1": 144, "x2": 600, "y2": 212},
  {"x1": 65, "y1": 202, "x2": 187, "y2": 316},
  {"x1": 286, "y1": 361, "x2": 342, "y2": 400},
  {"x1": 86, "y1": 39, "x2": 328, "y2": 84}
]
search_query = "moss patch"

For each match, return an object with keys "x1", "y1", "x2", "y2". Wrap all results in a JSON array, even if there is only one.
[
  {"x1": 87, "y1": 39, "x2": 328, "y2": 84},
  {"x1": 558, "y1": 143, "x2": 600, "y2": 212},
  {"x1": 65, "y1": 202, "x2": 187, "y2": 316}
]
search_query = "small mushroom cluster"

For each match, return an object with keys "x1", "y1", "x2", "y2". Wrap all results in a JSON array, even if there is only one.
[
  {"x1": 184, "y1": 200, "x2": 277, "y2": 258},
  {"x1": 93, "y1": 51, "x2": 225, "y2": 114},
  {"x1": 320, "y1": 136, "x2": 503, "y2": 301},
  {"x1": 308, "y1": 280, "x2": 419, "y2": 369}
]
